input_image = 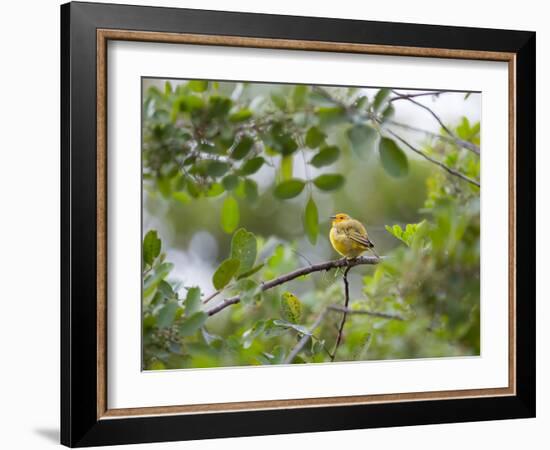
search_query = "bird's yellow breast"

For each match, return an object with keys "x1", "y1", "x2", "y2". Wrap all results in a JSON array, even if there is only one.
[{"x1": 329, "y1": 225, "x2": 367, "y2": 258}]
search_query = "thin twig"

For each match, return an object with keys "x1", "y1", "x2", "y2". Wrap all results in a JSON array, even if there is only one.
[
  {"x1": 316, "y1": 86, "x2": 479, "y2": 158},
  {"x1": 389, "y1": 91, "x2": 454, "y2": 102},
  {"x1": 206, "y1": 256, "x2": 382, "y2": 316},
  {"x1": 283, "y1": 309, "x2": 329, "y2": 364},
  {"x1": 331, "y1": 266, "x2": 352, "y2": 362},
  {"x1": 283, "y1": 303, "x2": 404, "y2": 364},
  {"x1": 290, "y1": 248, "x2": 313, "y2": 267},
  {"x1": 202, "y1": 289, "x2": 221, "y2": 304},
  {"x1": 384, "y1": 128, "x2": 480, "y2": 188},
  {"x1": 327, "y1": 305, "x2": 405, "y2": 321},
  {"x1": 391, "y1": 90, "x2": 456, "y2": 140},
  {"x1": 386, "y1": 119, "x2": 480, "y2": 155}
]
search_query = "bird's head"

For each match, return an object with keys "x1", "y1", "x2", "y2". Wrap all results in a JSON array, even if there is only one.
[{"x1": 330, "y1": 213, "x2": 351, "y2": 226}]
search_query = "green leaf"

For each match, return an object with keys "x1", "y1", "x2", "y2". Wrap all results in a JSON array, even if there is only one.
[
  {"x1": 305, "y1": 126, "x2": 326, "y2": 148},
  {"x1": 280, "y1": 292, "x2": 303, "y2": 324},
  {"x1": 157, "y1": 301, "x2": 178, "y2": 328},
  {"x1": 309, "y1": 145, "x2": 340, "y2": 167},
  {"x1": 183, "y1": 155, "x2": 197, "y2": 166},
  {"x1": 347, "y1": 124, "x2": 378, "y2": 158},
  {"x1": 270, "y1": 346, "x2": 287, "y2": 364},
  {"x1": 313, "y1": 174, "x2": 345, "y2": 191},
  {"x1": 164, "y1": 81, "x2": 172, "y2": 95},
  {"x1": 280, "y1": 155, "x2": 293, "y2": 180},
  {"x1": 222, "y1": 174, "x2": 239, "y2": 191},
  {"x1": 271, "y1": 93, "x2": 287, "y2": 110},
  {"x1": 236, "y1": 263, "x2": 265, "y2": 280},
  {"x1": 293, "y1": 85, "x2": 308, "y2": 108},
  {"x1": 173, "y1": 191, "x2": 191, "y2": 204},
  {"x1": 206, "y1": 182, "x2": 225, "y2": 197},
  {"x1": 221, "y1": 196, "x2": 240, "y2": 233},
  {"x1": 456, "y1": 117, "x2": 470, "y2": 139},
  {"x1": 188, "y1": 80, "x2": 208, "y2": 92},
  {"x1": 379, "y1": 137, "x2": 409, "y2": 178},
  {"x1": 143, "y1": 262, "x2": 174, "y2": 299},
  {"x1": 212, "y1": 258, "x2": 240, "y2": 290},
  {"x1": 243, "y1": 179, "x2": 259, "y2": 202},
  {"x1": 373, "y1": 88, "x2": 391, "y2": 112},
  {"x1": 273, "y1": 179, "x2": 306, "y2": 199},
  {"x1": 381, "y1": 103, "x2": 395, "y2": 121},
  {"x1": 231, "y1": 135, "x2": 254, "y2": 160},
  {"x1": 304, "y1": 196, "x2": 319, "y2": 245},
  {"x1": 186, "y1": 178, "x2": 201, "y2": 198},
  {"x1": 184, "y1": 287, "x2": 201, "y2": 316},
  {"x1": 229, "y1": 109, "x2": 253, "y2": 122},
  {"x1": 272, "y1": 132, "x2": 298, "y2": 155},
  {"x1": 234, "y1": 180, "x2": 247, "y2": 199},
  {"x1": 178, "y1": 95, "x2": 205, "y2": 112},
  {"x1": 316, "y1": 106, "x2": 347, "y2": 127},
  {"x1": 179, "y1": 312, "x2": 208, "y2": 337},
  {"x1": 231, "y1": 228, "x2": 257, "y2": 275},
  {"x1": 239, "y1": 157, "x2": 265, "y2": 175},
  {"x1": 242, "y1": 320, "x2": 267, "y2": 349},
  {"x1": 273, "y1": 319, "x2": 309, "y2": 335},
  {"x1": 208, "y1": 96, "x2": 232, "y2": 118},
  {"x1": 385, "y1": 221, "x2": 426, "y2": 247},
  {"x1": 353, "y1": 95, "x2": 368, "y2": 110},
  {"x1": 235, "y1": 279, "x2": 260, "y2": 305},
  {"x1": 157, "y1": 280, "x2": 175, "y2": 299},
  {"x1": 148, "y1": 360, "x2": 166, "y2": 370},
  {"x1": 205, "y1": 160, "x2": 230, "y2": 177},
  {"x1": 157, "y1": 176, "x2": 172, "y2": 199},
  {"x1": 143, "y1": 230, "x2": 161, "y2": 266},
  {"x1": 143, "y1": 314, "x2": 156, "y2": 331}
]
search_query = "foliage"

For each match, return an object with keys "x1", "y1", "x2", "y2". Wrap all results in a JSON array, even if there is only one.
[
  {"x1": 142, "y1": 81, "x2": 410, "y2": 243},
  {"x1": 142, "y1": 80, "x2": 481, "y2": 369}
]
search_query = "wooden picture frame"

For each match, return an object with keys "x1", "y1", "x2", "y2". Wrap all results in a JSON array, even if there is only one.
[{"x1": 61, "y1": 1, "x2": 535, "y2": 447}]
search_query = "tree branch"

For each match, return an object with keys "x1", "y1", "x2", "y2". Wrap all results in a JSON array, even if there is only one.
[
  {"x1": 202, "y1": 289, "x2": 221, "y2": 304},
  {"x1": 384, "y1": 128, "x2": 480, "y2": 188},
  {"x1": 314, "y1": 86, "x2": 479, "y2": 158},
  {"x1": 206, "y1": 256, "x2": 382, "y2": 317},
  {"x1": 331, "y1": 266, "x2": 352, "y2": 361},
  {"x1": 327, "y1": 305, "x2": 405, "y2": 321},
  {"x1": 284, "y1": 302, "x2": 403, "y2": 364},
  {"x1": 283, "y1": 309, "x2": 329, "y2": 364},
  {"x1": 310, "y1": 86, "x2": 480, "y2": 189},
  {"x1": 389, "y1": 91, "x2": 454, "y2": 102}
]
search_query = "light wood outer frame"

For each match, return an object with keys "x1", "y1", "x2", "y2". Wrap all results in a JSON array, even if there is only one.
[{"x1": 96, "y1": 29, "x2": 517, "y2": 420}]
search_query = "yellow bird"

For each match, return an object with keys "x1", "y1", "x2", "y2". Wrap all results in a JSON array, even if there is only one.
[{"x1": 329, "y1": 213, "x2": 378, "y2": 258}]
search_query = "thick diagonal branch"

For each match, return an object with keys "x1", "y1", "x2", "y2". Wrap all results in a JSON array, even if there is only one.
[{"x1": 206, "y1": 256, "x2": 381, "y2": 316}]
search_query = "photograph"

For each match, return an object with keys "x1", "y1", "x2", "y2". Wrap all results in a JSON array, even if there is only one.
[{"x1": 141, "y1": 78, "x2": 481, "y2": 370}]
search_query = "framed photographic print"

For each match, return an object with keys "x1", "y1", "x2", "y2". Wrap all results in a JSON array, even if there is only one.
[{"x1": 60, "y1": 1, "x2": 536, "y2": 447}]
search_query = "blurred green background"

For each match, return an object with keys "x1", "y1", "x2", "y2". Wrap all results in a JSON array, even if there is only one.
[{"x1": 141, "y1": 79, "x2": 481, "y2": 370}]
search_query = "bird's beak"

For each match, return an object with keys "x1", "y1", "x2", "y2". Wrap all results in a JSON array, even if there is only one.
[{"x1": 330, "y1": 215, "x2": 336, "y2": 220}]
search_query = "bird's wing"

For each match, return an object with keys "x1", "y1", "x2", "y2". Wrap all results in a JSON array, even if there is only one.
[{"x1": 346, "y1": 228, "x2": 374, "y2": 249}]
